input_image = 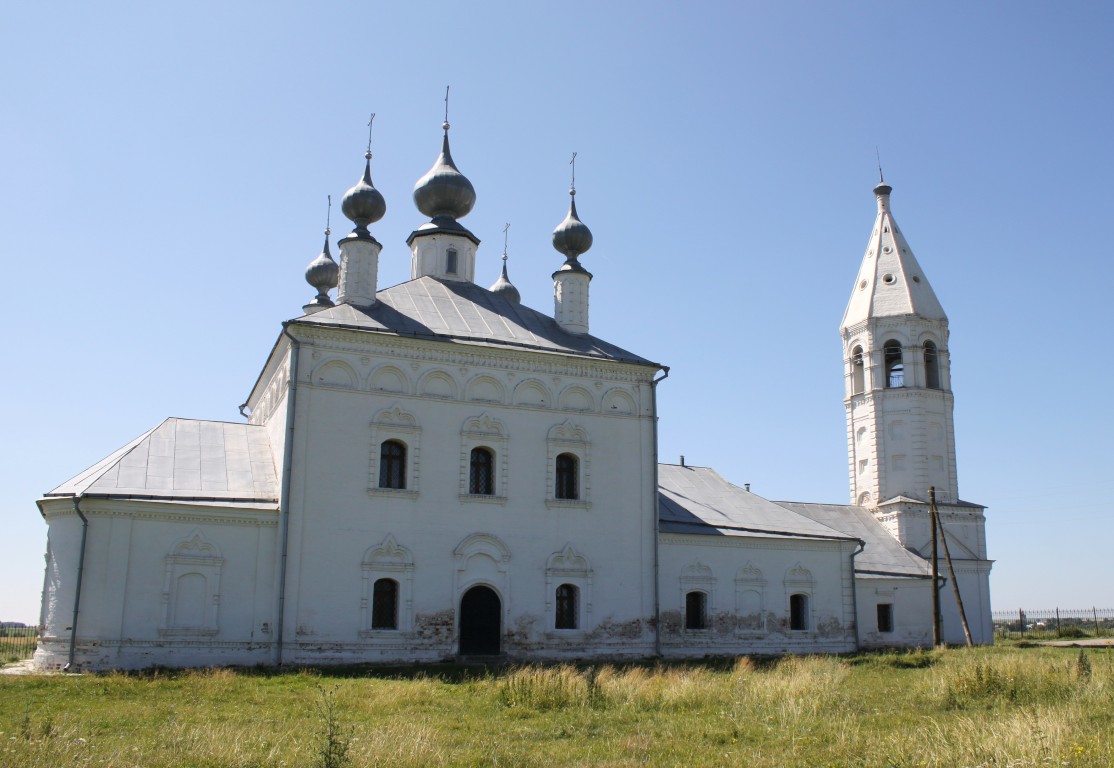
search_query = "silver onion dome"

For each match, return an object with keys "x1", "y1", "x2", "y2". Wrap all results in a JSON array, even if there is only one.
[
  {"x1": 552, "y1": 192, "x2": 593, "y2": 261},
  {"x1": 305, "y1": 232, "x2": 339, "y2": 306},
  {"x1": 489, "y1": 260, "x2": 521, "y2": 304},
  {"x1": 341, "y1": 152, "x2": 386, "y2": 235},
  {"x1": 413, "y1": 126, "x2": 476, "y2": 220}
]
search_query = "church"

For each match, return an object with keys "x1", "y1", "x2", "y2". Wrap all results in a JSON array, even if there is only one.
[{"x1": 32, "y1": 118, "x2": 993, "y2": 670}]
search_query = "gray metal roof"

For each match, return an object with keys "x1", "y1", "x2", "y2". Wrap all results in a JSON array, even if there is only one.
[
  {"x1": 775, "y1": 501, "x2": 931, "y2": 578},
  {"x1": 294, "y1": 276, "x2": 658, "y2": 367},
  {"x1": 45, "y1": 418, "x2": 278, "y2": 505},
  {"x1": 658, "y1": 465, "x2": 857, "y2": 542}
]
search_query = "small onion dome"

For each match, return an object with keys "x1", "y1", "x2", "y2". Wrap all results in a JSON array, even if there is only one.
[
  {"x1": 341, "y1": 152, "x2": 386, "y2": 235},
  {"x1": 873, "y1": 178, "x2": 892, "y2": 197},
  {"x1": 489, "y1": 260, "x2": 521, "y2": 304},
  {"x1": 551, "y1": 193, "x2": 593, "y2": 261},
  {"x1": 413, "y1": 130, "x2": 476, "y2": 220},
  {"x1": 304, "y1": 232, "x2": 339, "y2": 306}
]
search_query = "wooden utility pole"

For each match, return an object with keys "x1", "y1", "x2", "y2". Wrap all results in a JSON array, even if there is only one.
[
  {"x1": 930, "y1": 486, "x2": 942, "y2": 646},
  {"x1": 933, "y1": 489, "x2": 973, "y2": 646}
]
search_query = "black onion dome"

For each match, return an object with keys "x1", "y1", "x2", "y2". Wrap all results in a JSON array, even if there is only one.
[
  {"x1": 489, "y1": 261, "x2": 521, "y2": 304},
  {"x1": 552, "y1": 195, "x2": 593, "y2": 260},
  {"x1": 341, "y1": 154, "x2": 386, "y2": 232},
  {"x1": 413, "y1": 131, "x2": 476, "y2": 220},
  {"x1": 305, "y1": 233, "x2": 339, "y2": 302}
]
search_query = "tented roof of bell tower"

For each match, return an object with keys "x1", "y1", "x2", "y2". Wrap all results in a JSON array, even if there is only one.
[{"x1": 841, "y1": 180, "x2": 947, "y2": 330}]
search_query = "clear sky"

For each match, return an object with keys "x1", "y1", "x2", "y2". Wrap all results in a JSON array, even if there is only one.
[{"x1": 1, "y1": 1, "x2": 1111, "y2": 623}]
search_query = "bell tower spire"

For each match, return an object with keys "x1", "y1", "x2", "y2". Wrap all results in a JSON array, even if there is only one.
[{"x1": 841, "y1": 178, "x2": 956, "y2": 508}]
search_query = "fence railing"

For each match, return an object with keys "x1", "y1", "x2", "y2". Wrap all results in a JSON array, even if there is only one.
[
  {"x1": 993, "y1": 608, "x2": 1113, "y2": 641},
  {"x1": 0, "y1": 626, "x2": 39, "y2": 663}
]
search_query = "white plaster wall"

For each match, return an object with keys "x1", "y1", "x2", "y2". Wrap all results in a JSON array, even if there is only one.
[
  {"x1": 35, "y1": 499, "x2": 277, "y2": 670},
  {"x1": 854, "y1": 576, "x2": 933, "y2": 649},
  {"x1": 657, "y1": 535, "x2": 858, "y2": 656},
  {"x1": 278, "y1": 332, "x2": 659, "y2": 663}
]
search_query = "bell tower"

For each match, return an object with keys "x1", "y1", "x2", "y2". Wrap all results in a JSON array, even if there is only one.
[
  {"x1": 840, "y1": 177, "x2": 993, "y2": 644},
  {"x1": 841, "y1": 178, "x2": 956, "y2": 508}
]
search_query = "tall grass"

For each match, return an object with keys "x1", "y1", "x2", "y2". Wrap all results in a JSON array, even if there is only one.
[{"x1": 2, "y1": 647, "x2": 1111, "y2": 767}]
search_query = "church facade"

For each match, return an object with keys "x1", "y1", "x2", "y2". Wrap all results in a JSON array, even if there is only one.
[{"x1": 32, "y1": 122, "x2": 992, "y2": 670}]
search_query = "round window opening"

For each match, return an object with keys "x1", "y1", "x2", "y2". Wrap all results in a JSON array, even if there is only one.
[
  {"x1": 859, "y1": 279, "x2": 868, "y2": 291},
  {"x1": 883, "y1": 246, "x2": 892, "y2": 254},
  {"x1": 882, "y1": 274, "x2": 896, "y2": 285},
  {"x1": 912, "y1": 275, "x2": 921, "y2": 283}
]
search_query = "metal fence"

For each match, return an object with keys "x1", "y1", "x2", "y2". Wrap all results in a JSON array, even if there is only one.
[
  {"x1": 993, "y1": 608, "x2": 1113, "y2": 641},
  {"x1": 0, "y1": 626, "x2": 39, "y2": 663}
]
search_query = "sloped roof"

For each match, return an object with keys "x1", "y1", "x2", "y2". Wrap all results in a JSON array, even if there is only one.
[
  {"x1": 45, "y1": 418, "x2": 278, "y2": 505},
  {"x1": 658, "y1": 465, "x2": 856, "y2": 542},
  {"x1": 775, "y1": 501, "x2": 931, "y2": 578},
  {"x1": 841, "y1": 183, "x2": 947, "y2": 329},
  {"x1": 294, "y1": 276, "x2": 658, "y2": 367}
]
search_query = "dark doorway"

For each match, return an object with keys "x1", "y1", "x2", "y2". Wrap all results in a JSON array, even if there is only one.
[{"x1": 459, "y1": 585, "x2": 501, "y2": 656}]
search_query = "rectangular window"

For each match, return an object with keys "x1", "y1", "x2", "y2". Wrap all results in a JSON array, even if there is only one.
[
  {"x1": 446, "y1": 249, "x2": 459, "y2": 275},
  {"x1": 372, "y1": 578, "x2": 399, "y2": 630},
  {"x1": 877, "y1": 603, "x2": 894, "y2": 633},
  {"x1": 685, "y1": 591, "x2": 708, "y2": 630},
  {"x1": 555, "y1": 584, "x2": 578, "y2": 629}
]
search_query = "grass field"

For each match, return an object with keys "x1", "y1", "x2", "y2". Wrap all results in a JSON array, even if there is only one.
[{"x1": 1, "y1": 645, "x2": 1111, "y2": 767}]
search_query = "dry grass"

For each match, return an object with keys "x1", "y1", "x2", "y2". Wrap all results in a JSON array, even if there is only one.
[{"x1": 1, "y1": 646, "x2": 1111, "y2": 767}]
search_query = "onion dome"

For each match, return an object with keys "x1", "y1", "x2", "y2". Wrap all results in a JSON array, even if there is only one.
[
  {"x1": 304, "y1": 230, "x2": 339, "y2": 308},
  {"x1": 341, "y1": 151, "x2": 386, "y2": 236},
  {"x1": 552, "y1": 190, "x2": 593, "y2": 264},
  {"x1": 489, "y1": 255, "x2": 521, "y2": 304},
  {"x1": 413, "y1": 124, "x2": 476, "y2": 221}
]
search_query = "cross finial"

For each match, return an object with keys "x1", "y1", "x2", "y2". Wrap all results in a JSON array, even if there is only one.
[
  {"x1": 366, "y1": 113, "x2": 376, "y2": 159},
  {"x1": 443, "y1": 85, "x2": 450, "y2": 132},
  {"x1": 502, "y1": 222, "x2": 510, "y2": 262},
  {"x1": 325, "y1": 194, "x2": 332, "y2": 237},
  {"x1": 569, "y1": 152, "x2": 577, "y2": 196}
]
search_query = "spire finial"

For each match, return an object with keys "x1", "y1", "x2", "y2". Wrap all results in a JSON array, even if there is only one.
[
  {"x1": 569, "y1": 151, "x2": 577, "y2": 196},
  {"x1": 876, "y1": 147, "x2": 884, "y2": 184},
  {"x1": 502, "y1": 222, "x2": 510, "y2": 262},
  {"x1": 443, "y1": 85, "x2": 450, "y2": 133},
  {"x1": 325, "y1": 194, "x2": 332, "y2": 237},
  {"x1": 366, "y1": 113, "x2": 375, "y2": 160}
]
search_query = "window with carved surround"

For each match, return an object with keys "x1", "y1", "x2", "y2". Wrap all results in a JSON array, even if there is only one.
[
  {"x1": 360, "y1": 535, "x2": 414, "y2": 636},
  {"x1": 545, "y1": 419, "x2": 590, "y2": 509},
  {"x1": 159, "y1": 530, "x2": 223, "y2": 637},
  {"x1": 459, "y1": 413, "x2": 508, "y2": 504},
  {"x1": 680, "y1": 561, "x2": 715, "y2": 632},
  {"x1": 545, "y1": 544, "x2": 593, "y2": 636},
  {"x1": 369, "y1": 405, "x2": 421, "y2": 498},
  {"x1": 734, "y1": 562, "x2": 767, "y2": 634}
]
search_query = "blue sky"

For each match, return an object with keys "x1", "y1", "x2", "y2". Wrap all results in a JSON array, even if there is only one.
[{"x1": 1, "y1": 1, "x2": 1111, "y2": 623}]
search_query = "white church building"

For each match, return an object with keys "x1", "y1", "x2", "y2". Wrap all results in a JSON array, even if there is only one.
[{"x1": 33, "y1": 121, "x2": 992, "y2": 670}]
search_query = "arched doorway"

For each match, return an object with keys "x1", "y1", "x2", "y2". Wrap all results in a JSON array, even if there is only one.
[{"x1": 459, "y1": 585, "x2": 501, "y2": 655}]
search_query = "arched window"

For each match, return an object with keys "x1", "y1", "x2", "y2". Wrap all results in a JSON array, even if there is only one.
[
  {"x1": 446, "y1": 248, "x2": 459, "y2": 275},
  {"x1": 371, "y1": 578, "x2": 399, "y2": 630},
  {"x1": 789, "y1": 593, "x2": 809, "y2": 630},
  {"x1": 555, "y1": 584, "x2": 579, "y2": 629},
  {"x1": 469, "y1": 447, "x2": 495, "y2": 495},
  {"x1": 884, "y1": 340, "x2": 904, "y2": 388},
  {"x1": 924, "y1": 341, "x2": 940, "y2": 389},
  {"x1": 851, "y1": 345, "x2": 865, "y2": 394},
  {"x1": 685, "y1": 591, "x2": 708, "y2": 630},
  {"x1": 555, "y1": 453, "x2": 579, "y2": 500},
  {"x1": 379, "y1": 440, "x2": 407, "y2": 489}
]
